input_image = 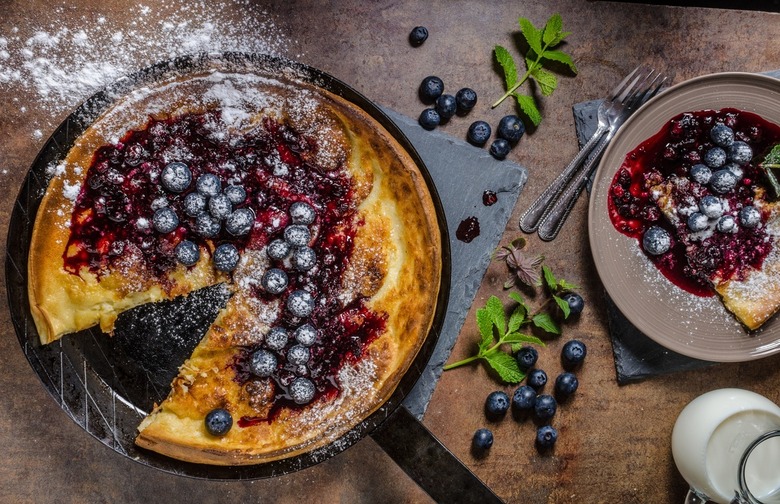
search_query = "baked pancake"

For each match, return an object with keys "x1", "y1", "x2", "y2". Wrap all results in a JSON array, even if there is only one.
[{"x1": 28, "y1": 70, "x2": 441, "y2": 464}]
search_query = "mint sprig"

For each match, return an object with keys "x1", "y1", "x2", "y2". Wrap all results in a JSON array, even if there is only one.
[
  {"x1": 760, "y1": 144, "x2": 780, "y2": 198},
  {"x1": 491, "y1": 13, "x2": 577, "y2": 126}
]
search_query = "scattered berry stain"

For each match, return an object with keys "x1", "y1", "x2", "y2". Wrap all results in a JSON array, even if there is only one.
[
  {"x1": 456, "y1": 216, "x2": 480, "y2": 243},
  {"x1": 482, "y1": 190, "x2": 497, "y2": 206}
]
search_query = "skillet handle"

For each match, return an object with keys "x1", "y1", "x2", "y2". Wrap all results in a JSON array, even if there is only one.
[{"x1": 370, "y1": 405, "x2": 504, "y2": 504}]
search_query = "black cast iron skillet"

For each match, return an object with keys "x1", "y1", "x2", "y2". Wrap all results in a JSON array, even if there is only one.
[{"x1": 5, "y1": 53, "x2": 502, "y2": 502}]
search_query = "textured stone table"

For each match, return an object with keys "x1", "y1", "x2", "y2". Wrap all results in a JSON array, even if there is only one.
[{"x1": 2, "y1": 1, "x2": 780, "y2": 503}]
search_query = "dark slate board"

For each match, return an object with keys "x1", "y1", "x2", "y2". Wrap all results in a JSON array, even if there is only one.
[{"x1": 380, "y1": 108, "x2": 528, "y2": 417}]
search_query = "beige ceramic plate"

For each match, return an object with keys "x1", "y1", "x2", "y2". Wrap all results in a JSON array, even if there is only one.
[{"x1": 589, "y1": 72, "x2": 780, "y2": 362}]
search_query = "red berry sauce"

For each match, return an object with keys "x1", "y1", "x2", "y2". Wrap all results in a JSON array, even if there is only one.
[
  {"x1": 456, "y1": 216, "x2": 480, "y2": 243},
  {"x1": 608, "y1": 108, "x2": 780, "y2": 295}
]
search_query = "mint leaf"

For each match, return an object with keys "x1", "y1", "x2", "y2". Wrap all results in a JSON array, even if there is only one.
[
  {"x1": 553, "y1": 294, "x2": 571, "y2": 319},
  {"x1": 518, "y1": 17, "x2": 543, "y2": 55},
  {"x1": 484, "y1": 351, "x2": 524, "y2": 383},
  {"x1": 558, "y1": 279, "x2": 579, "y2": 291},
  {"x1": 494, "y1": 45, "x2": 518, "y2": 90},
  {"x1": 542, "y1": 265, "x2": 557, "y2": 290},
  {"x1": 532, "y1": 67, "x2": 558, "y2": 97},
  {"x1": 476, "y1": 308, "x2": 495, "y2": 351},
  {"x1": 508, "y1": 292, "x2": 524, "y2": 304},
  {"x1": 508, "y1": 305, "x2": 526, "y2": 333},
  {"x1": 485, "y1": 295, "x2": 506, "y2": 335},
  {"x1": 514, "y1": 93, "x2": 542, "y2": 127},
  {"x1": 532, "y1": 313, "x2": 561, "y2": 334},
  {"x1": 761, "y1": 144, "x2": 780, "y2": 199},
  {"x1": 503, "y1": 332, "x2": 545, "y2": 346},
  {"x1": 542, "y1": 49, "x2": 577, "y2": 73},
  {"x1": 542, "y1": 13, "x2": 563, "y2": 45}
]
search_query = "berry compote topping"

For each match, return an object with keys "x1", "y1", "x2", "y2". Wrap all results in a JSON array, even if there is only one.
[
  {"x1": 65, "y1": 110, "x2": 388, "y2": 420},
  {"x1": 608, "y1": 108, "x2": 780, "y2": 295}
]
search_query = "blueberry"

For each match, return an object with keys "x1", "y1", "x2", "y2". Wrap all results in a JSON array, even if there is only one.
[
  {"x1": 160, "y1": 162, "x2": 192, "y2": 193},
  {"x1": 289, "y1": 201, "x2": 316, "y2": 225},
  {"x1": 249, "y1": 349, "x2": 277, "y2": 377},
  {"x1": 224, "y1": 184, "x2": 247, "y2": 205},
  {"x1": 287, "y1": 290, "x2": 315, "y2": 318},
  {"x1": 194, "y1": 213, "x2": 221, "y2": 238},
  {"x1": 724, "y1": 162, "x2": 744, "y2": 180},
  {"x1": 183, "y1": 192, "x2": 208, "y2": 217},
  {"x1": 213, "y1": 243, "x2": 240, "y2": 272},
  {"x1": 699, "y1": 195, "x2": 724, "y2": 219},
  {"x1": 562, "y1": 340, "x2": 587, "y2": 369},
  {"x1": 225, "y1": 208, "x2": 254, "y2": 236},
  {"x1": 265, "y1": 326, "x2": 289, "y2": 351},
  {"x1": 554, "y1": 372, "x2": 579, "y2": 397},
  {"x1": 687, "y1": 212, "x2": 709, "y2": 232},
  {"x1": 205, "y1": 408, "x2": 232, "y2": 436},
  {"x1": 534, "y1": 394, "x2": 557, "y2": 420},
  {"x1": 716, "y1": 214, "x2": 738, "y2": 233},
  {"x1": 408, "y1": 26, "x2": 428, "y2": 46},
  {"x1": 515, "y1": 346, "x2": 538, "y2": 371},
  {"x1": 294, "y1": 324, "x2": 318, "y2": 346},
  {"x1": 419, "y1": 76, "x2": 444, "y2": 103},
  {"x1": 152, "y1": 207, "x2": 179, "y2": 234},
  {"x1": 196, "y1": 173, "x2": 221, "y2": 197},
  {"x1": 739, "y1": 205, "x2": 761, "y2": 228},
  {"x1": 562, "y1": 292, "x2": 585, "y2": 316},
  {"x1": 710, "y1": 123, "x2": 735, "y2": 147},
  {"x1": 209, "y1": 193, "x2": 233, "y2": 221},
  {"x1": 289, "y1": 377, "x2": 316, "y2": 405},
  {"x1": 287, "y1": 344, "x2": 310, "y2": 366},
  {"x1": 435, "y1": 94, "x2": 457, "y2": 120},
  {"x1": 266, "y1": 238, "x2": 291, "y2": 261},
  {"x1": 527, "y1": 369, "x2": 547, "y2": 391},
  {"x1": 497, "y1": 115, "x2": 525, "y2": 144},
  {"x1": 472, "y1": 428, "x2": 493, "y2": 450},
  {"x1": 536, "y1": 425, "x2": 558, "y2": 449},
  {"x1": 467, "y1": 120, "x2": 491, "y2": 146},
  {"x1": 284, "y1": 225, "x2": 311, "y2": 247},
  {"x1": 174, "y1": 240, "x2": 200, "y2": 266},
  {"x1": 728, "y1": 141, "x2": 753, "y2": 165},
  {"x1": 689, "y1": 164, "x2": 712, "y2": 185},
  {"x1": 489, "y1": 138, "x2": 511, "y2": 159},
  {"x1": 418, "y1": 108, "x2": 440, "y2": 130},
  {"x1": 455, "y1": 87, "x2": 477, "y2": 114},
  {"x1": 642, "y1": 225, "x2": 671, "y2": 255},
  {"x1": 262, "y1": 268, "x2": 289, "y2": 294},
  {"x1": 710, "y1": 169, "x2": 738, "y2": 194},
  {"x1": 703, "y1": 147, "x2": 727, "y2": 168},
  {"x1": 485, "y1": 391, "x2": 510, "y2": 417},
  {"x1": 292, "y1": 246, "x2": 317, "y2": 271},
  {"x1": 512, "y1": 385, "x2": 537, "y2": 412}
]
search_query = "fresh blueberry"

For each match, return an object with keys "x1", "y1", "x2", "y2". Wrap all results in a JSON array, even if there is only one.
[
  {"x1": 723, "y1": 162, "x2": 744, "y2": 180},
  {"x1": 534, "y1": 394, "x2": 557, "y2": 420},
  {"x1": 205, "y1": 408, "x2": 233, "y2": 436},
  {"x1": 527, "y1": 369, "x2": 547, "y2": 391},
  {"x1": 554, "y1": 372, "x2": 579, "y2": 397},
  {"x1": 213, "y1": 243, "x2": 240, "y2": 272},
  {"x1": 419, "y1": 76, "x2": 444, "y2": 103},
  {"x1": 262, "y1": 268, "x2": 289, "y2": 294},
  {"x1": 265, "y1": 326, "x2": 289, "y2": 351},
  {"x1": 472, "y1": 428, "x2": 493, "y2": 450},
  {"x1": 196, "y1": 173, "x2": 221, "y2": 197},
  {"x1": 287, "y1": 344, "x2": 310, "y2": 366},
  {"x1": 728, "y1": 141, "x2": 753, "y2": 165},
  {"x1": 455, "y1": 87, "x2": 477, "y2": 114},
  {"x1": 418, "y1": 108, "x2": 441, "y2": 130},
  {"x1": 689, "y1": 164, "x2": 712, "y2": 185},
  {"x1": 249, "y1": 349, "x2": 277, "y2": 377},
  {"x1": 710, "y1": 123, "x2": 735, "y2": 147},
  {"x1": 485, "y1": 391, "x2": 510, "y2": 417},
  {"x1": 289, "y1": 377, "x2": 316, "y2": 405},
  {"x1": 435, "y1": 94, "x2": 457, "y2": 120},
  {"x1": 408, "y1": 26, "x2": 428, "y2": 46},
  {"x1": 489, "y1": 138, "x2": 511, "y2": 159},
  {"x1": 209, "y1": 193, "x2": 233, "y2": 221},
  {"x1": 710, "y1": 169, "x2": 738, "y2": 194},
  {"x1": 716, "y1": 214, "x2": 738, "y2": 233},
  {"x1": 287, "y1": 290, "x2": 315, "y2": 318},
  {"x1": 515, "y1": 346, "x2": 538, "y2": 371},
  {"x1": 183, "y1": 191, "x2": 208, "y2": 217},
  {"x1": 739, "y1": 206, "x2": 761, "y2": 228},
  {"x1": 284, "y1": 225, "x2": 311, "y2": 247},
  {"x1": 225, "y1": 208, "x2": 254, "y2": 236},
  {"x1": 160, "y1": 162, "x2": 192, "y2": 193},
  {"x1": 467, "y1": 121, "x2": 492, "y2": 146},
  {"x1": 512, "y1": 385, "x2": 537, "y2": 413},
  {"x1": 699, "y1": 195, "x2": 724, "y2": 219},
  {"x1": 562, "y1": 339, "x2": 587, "y2": 369},
  {"x1": 292, "y1": 246, "x2": 317, "y2": 271},
  {"x1": 687, "y1": 212, "x2": 709, "y2": 232},
  {"x1": 497, "y1": 115, "x2": 525, "y2": 144},
  {"x1": 174, "y1": 240, "x2": 200, "y2": 266},
  {"x1": 224, "y1": 184, "x2": 247, "y2": 205},
  {"x1": 562, "y1": 292, "x2": 585, "y2": 316},
  {"x1": 703, "y1": 147, "x2": 727, "y2": 168},
  {"x1": 289, "y1": 201, "x2": 316, "y2": 225},
  {"x1": 642, "y1": 225, "x2": 671, "y2": 256},
  {"x1": 294, "y1": 324, "x2": 318, "y2": 346},
  {"x1": 152, "y1": 207, "x2": 179, "y2": 234},
  {"x1": 194, "y1": 213, "x2": 221, "y2": 238},
  {"x1": 266, "y1": 238, "x2": 291, "y2": 261},
  {"x1": 536, "y1": 425, "x2": 558, "y2": 449}
]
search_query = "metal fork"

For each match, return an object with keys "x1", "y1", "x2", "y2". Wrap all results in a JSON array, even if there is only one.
[
  {"x1": 536, "y1": 70, "x2": 669, "y2": 241},
  {"x1": 519, "y1": 66, "x2": 654, "y2": 233}
]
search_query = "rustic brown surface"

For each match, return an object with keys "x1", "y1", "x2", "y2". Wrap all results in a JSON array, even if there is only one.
[{"x1": 1, "y1": 1, "x2": 780, "y2": 502}]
